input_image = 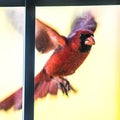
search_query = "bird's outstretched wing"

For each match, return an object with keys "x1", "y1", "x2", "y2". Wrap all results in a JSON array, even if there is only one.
[
  {"x1": 36, "y1": 12, "x2": 97, "y2": 53},
  {"x1": 68, "y1": 12, "x2": 97, "y2": 38},
  {"x1": 35, "y1": 19, "x2": 66, "y2": 53}
]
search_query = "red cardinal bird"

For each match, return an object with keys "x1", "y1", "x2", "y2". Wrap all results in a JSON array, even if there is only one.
[{"x1": 0, "y1": 12, "x2": 97, "y2": 110}]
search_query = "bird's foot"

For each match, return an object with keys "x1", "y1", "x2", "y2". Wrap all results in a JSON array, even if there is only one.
[{"x1": 58, "y1": 77, "x2": 76, "y2": 96}]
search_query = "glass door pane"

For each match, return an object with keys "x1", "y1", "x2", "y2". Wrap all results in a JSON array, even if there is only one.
[
  {"x1": 35, "y1": 6, "x2": 120, "y2": 120},
  {"x1": 0, "y1": 7, "x2": 25, "y2": 120}
]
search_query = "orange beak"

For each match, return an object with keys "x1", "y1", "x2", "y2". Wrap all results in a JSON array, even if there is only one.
[{"x1": 85, "y1": 36, "x2": 95, "y2": 45}]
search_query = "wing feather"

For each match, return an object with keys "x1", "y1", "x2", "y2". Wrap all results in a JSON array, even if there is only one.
[
  {"x1": 35, "y1": 19, "x2": 66, "y2": 53},
  {"x1": 68, "y1": 12, "x2": 97, "y2": 38}
]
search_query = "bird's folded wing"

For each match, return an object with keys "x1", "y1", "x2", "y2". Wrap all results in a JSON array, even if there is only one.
[{"x1": 35, "y1": 19, "x2": 66, "y2": 53}]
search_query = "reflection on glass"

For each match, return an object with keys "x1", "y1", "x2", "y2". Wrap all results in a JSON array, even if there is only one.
[
  {"x1": 0, "y1": 7, "x2": 24, "y2": 120},
  {"x1": 0, "y1": 6, "x2": 120, "y2": 120}
]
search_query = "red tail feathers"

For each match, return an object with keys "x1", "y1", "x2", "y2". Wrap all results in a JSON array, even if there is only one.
[
  {"x1": 34, "y1": 70, "x2": 58, "y2": 99},
  {"x1": 0, "y1": 70, "x2": 59, "y2": 110},
  {"x1": 0, "y1": 88, "x2": 22, "y2": 110},
  {"x1": 0, "y1": 70, "x2": 75, "y2": 110}
]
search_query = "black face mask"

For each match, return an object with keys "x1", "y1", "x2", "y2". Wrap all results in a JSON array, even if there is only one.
[{"x1": 79, "y1": 34, "x2": 93, "y2": 52}]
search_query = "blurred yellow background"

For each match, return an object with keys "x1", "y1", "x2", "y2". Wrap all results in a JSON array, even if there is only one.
[{"x1": 0, "y1": 6, "x2": 120, "y2": 120}]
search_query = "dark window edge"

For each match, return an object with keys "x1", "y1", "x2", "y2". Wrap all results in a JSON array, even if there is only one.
[{"x1": 0, "y1": 0, "x2": 120, "y2": 6}]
